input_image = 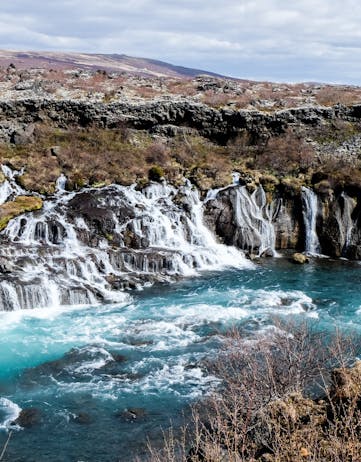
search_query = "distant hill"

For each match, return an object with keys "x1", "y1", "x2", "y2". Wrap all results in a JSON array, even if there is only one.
[{"x1": 0, "y1": 50, "x2": 223, "y2": 78}]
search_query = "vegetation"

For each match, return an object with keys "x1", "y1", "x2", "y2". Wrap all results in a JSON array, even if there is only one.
[
  {"x1": 142, "y1": 322, "x2": 361, "y2": 462},
  {"x1": 148, "y1": 165, "x2": 165, "y2": 182},
  {"x1": 0, "y1": 195, "x2": 43, "y2": 231},
  {"x1": 1, "y1": 119, "x2": 361, "y2": 198}
]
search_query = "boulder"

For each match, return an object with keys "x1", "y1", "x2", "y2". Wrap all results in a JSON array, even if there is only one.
[
  {"x1": 291, "y1": 253, "x2": 309, "y2": 264},
  {"x1": 116, "y1": 407, "x2": 146, "y2": 422},
  {"x1": 73, "y1": 412, "x2": 92, "y2": 425},
  {"x1": 13, "y1": 408, "x2": 42, "y2": 427}
]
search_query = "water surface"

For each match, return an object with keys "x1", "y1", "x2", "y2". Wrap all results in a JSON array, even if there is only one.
[{"x1": 1, "y1": 258, "x2": 361, "y2": 461}]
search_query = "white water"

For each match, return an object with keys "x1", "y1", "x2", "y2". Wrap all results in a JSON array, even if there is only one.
[
  {"x1": 301, "y1": 187, "x2": 321, "y2": 255},
  {"x1": 231, "y1": 186, "x2": 279, "y2": 256},
  {"x1": 0, "y1": 179, "x2": 251, "y2": 311},
  {"x1": 337, "y1": 192, "x2": 356, "y2": 253},
  {"x1": 0, "y1": 165, "x2": 27, "y2": 205},
  {"x1": 55, "y1": 173, "x2": 67, "y2": 193},
  {"x1": 0, "y1": 398, "x2": 21, "y2": 430}
]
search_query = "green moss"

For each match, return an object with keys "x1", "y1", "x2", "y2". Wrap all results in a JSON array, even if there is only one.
[
  {"x1": 148, "y1": 165, "x2": 165, "y2": 182},
  {"x1": 0, "y1": 196, "x2": 43, "y2": 231}
]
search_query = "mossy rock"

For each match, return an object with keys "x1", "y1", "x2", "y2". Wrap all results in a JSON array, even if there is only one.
[
  {"x1": 0, "y1": 196, "x2": 43, "y2": 231},
  {"x1": 148, "y1": 165, "x2": 165, "y2": 182},
  {"x1": 280, "y1": 177, "x2": 304, "y2": 196},
  {"x1": 314, "y1": 179, "x2": 332, "y2": 196}
]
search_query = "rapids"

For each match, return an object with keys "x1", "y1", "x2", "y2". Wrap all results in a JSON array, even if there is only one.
[
  {"x1": 1, "y1": 259, "x2": 361, "y2": 461},
  {"x1": 0, "y1": 172, "x2": 361, "y2": 460}
]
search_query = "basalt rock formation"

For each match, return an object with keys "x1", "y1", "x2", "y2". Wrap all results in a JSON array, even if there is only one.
[
  {"x1": 0, "y1": 99, "x2": 360, "y2": 144},
  {"x1": 1, "y1": 68, "x2": 361, "y2": 310}
]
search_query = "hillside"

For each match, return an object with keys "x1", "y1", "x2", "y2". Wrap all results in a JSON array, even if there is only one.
[{"x1": 0, "y1": 50, "x2": 223, "y2": 78}]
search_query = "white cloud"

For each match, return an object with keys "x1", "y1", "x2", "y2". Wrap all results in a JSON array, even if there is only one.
[{"x1": 0, "y1": 0, "x2": 361, "y2": 83}]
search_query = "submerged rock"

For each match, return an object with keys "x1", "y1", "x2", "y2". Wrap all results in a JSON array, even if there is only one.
[
  {"x1": 13, "y1": 408, "x2": 42, "y2": 428},
  {"x1": 0, "y1": 257, "x2": 12, "y2": 273},
  {"x1": 72, "y1": 412, "x2": 93, "y2": 425},
  {"x1": 116, "y1": 407, "x2": 147, "y2": 422}
]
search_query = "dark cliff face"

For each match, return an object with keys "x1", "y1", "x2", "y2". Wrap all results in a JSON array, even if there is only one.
[
  {"x1": 0, "y1": 99, "x2": 359, "y2": 144},
  {"x1": 204, "y1": 183, "x2": 361, "y2": 260}
]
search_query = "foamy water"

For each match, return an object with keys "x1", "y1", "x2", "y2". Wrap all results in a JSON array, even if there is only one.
[{"x1": 1, "y1": 259, "x2": 361, "y2": 460}]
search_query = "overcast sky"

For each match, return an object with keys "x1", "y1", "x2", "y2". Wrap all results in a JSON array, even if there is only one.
[{"x1": 1, "y1": 1, "x2": 360, "y2": 84}]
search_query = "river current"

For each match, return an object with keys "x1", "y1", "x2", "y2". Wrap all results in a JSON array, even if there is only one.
[{"x1": 1, "y1": 257, "x2": 361, "y2": 461}]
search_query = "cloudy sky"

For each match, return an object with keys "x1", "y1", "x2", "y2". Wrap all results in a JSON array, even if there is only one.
[{"x1": 0, "y1": 0, "x2": 360, "y2": 83}]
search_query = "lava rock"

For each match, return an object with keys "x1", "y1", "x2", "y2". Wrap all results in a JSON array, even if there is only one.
[
  {"x1": 116, "y1": 407, "x2": 146, "y2": 422},
  {"x1": 13, "y1": 408, "x2": 42, "y2": 427},
  {"x1": 72, "y1": 412, "x2": 93, "y2": 425}
]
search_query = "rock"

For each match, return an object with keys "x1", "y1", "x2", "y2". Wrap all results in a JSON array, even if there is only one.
[
  {"x1": 72, "y1": 412, "x2": 92, "y2": 425},
  {"x1": 50, "y1": 145, "x2": 61, "y2": 156},
  {"x1": 11, "y1": 124, "x2": 35, "y2": 145},
  {"x1": 111, "y1": 353, "x2": 127, "y2": 363},
  {"x1": 13, "y1": 408, "x2": 42, "y2": 427},
  {"x1": 0, "y1": 257, "x2": 12, "y2": 273},
  {"x1": 116, "y1": 407, "x2": 146, "y2": 422},
  {"x1": 291, "y1": 253, "x2": 309, "y2": 264},
  {"x1": 260, "y1": 248, "x2": 274, "y2": 258},
  {"x1": 0, "y1": 196, "x2": 43, "y2": 231}
]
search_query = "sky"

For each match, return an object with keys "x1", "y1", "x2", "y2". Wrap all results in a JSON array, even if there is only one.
[{"x1": 1, "y1": 0, "x2": 361, "y2": 84}]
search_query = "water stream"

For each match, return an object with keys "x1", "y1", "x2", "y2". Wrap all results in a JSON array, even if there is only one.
[
  {"x1": 1, "y1": 259, "x2": 361, "y2": 461},
  {"x1": 0, "y1": 176, "x2": 360, "y2": 460}
]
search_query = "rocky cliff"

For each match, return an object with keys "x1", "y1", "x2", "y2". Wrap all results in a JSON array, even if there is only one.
[
  {"x1": 0, "y1": 98, "x2": 360, "y2": 144},
  {"x1": 1, "y1": 69, "x2": 361, "y2": 310}
]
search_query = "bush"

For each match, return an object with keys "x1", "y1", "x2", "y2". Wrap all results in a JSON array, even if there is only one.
[{"x1": 141, "y1": 322, "x2": 361, "y2": 462}]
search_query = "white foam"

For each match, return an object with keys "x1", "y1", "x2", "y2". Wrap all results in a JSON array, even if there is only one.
[
  {"x1": 163, "y1": 303, "x2": 250, "y2": 325},
  {"x1": 0, "y1": 398, "x2": 22, "y2": 430},
  {"x1": 69, "y1": 346, "x2": 115, "y2": 374}
]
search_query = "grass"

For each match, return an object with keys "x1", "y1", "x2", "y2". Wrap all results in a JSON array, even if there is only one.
[{"x1": 0, "y1": 196, "x2": 43, "y2": 230}]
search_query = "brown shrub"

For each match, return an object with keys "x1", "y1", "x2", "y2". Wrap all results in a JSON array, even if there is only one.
[
  {"x1": 142, "y1": 322, "x2": 361, "y2": 462},
  {"x1": 253, "y1": 130, "x2": 316, "y2": 175}
]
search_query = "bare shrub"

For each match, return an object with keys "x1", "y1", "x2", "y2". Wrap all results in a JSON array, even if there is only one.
[
  {"x1": 141, "y1": 321, "x2": 361, "y2": 462},
  {"x1": 254, "y1": 130, "x2": 316, "y2": 175}
]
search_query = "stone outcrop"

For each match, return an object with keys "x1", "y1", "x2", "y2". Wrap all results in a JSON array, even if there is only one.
[{"x1": 0, "y1": 99, "x2": 359, "y2": 144}]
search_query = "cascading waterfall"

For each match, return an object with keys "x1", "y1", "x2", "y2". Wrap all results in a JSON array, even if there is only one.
[
  {"x1": 336, "y1": 192, "x2": 356, "y2": 255},
  {"x1": 0, "y1": 176, "x2": 252, "y2": 311},
  {"x1": 231, "y1": 185, "x2": 279, "y2": 256},
  {"x1": 0, "y1": 165, "x2": 26, "y2": 205},
  {"x1": 301, "y1": 187, "x2": 321, "y2": 255}
]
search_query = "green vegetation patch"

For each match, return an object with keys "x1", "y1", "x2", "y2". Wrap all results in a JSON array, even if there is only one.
[{"x1": 0, "y1": 195, "x2": 43, "y2": 231}]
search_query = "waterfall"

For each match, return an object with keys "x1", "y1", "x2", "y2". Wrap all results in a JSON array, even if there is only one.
[
  {"x1": 341, "y1": 193, "x2": 355, "y2": 251},
  {"x1": 301, "y1": 187, "x2": 321, "y2": 255},
  {"x1": 55, "y1": 173, "x2": 67, "y2": 193},
  {"x1": 231, "y1": 186, "x2": 279, "y2": 257},
  {"x1": 0, "y1": 165, "x2": 27, "y2": 205},
  {"x1": 0, "y1": 178, "x2": 252, "y2": 311},
  {"x1": 336, "y1": 192, "x2": 356, "y2": 255}
]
